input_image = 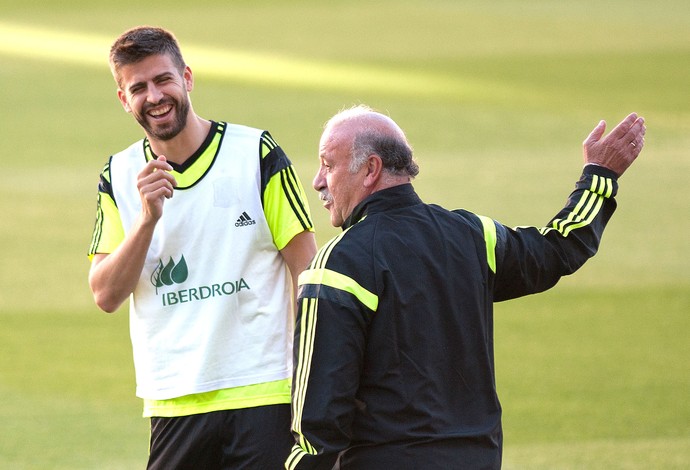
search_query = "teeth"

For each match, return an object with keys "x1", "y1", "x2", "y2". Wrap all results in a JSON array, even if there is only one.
[{"x1": 149, "y1": 105, "x2": 172, "y2": 117}]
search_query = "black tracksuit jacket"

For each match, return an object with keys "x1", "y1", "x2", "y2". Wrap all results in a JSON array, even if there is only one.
[{"x1": 287, "y1": 165, "x2": 619, "y2": 470}]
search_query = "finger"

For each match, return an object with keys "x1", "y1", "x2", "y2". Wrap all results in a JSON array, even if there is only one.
[
  {"x1": 152, "y1": 184, "x2": 175, "y2": 200},
  {"x1": 139, "y1": 159, "x2": 177, "y2": 184},
  {"x1": 140, "y1": 178, "x2": 175, "y2": 200},
  {"x1": 139, "y1": 170, "x2": 177, "y2": 189},
  {"x1": 148, "y1": 159, "x2": 174, "y2": 172},
  {"x1": 604, "y1": 113, "x2": 639, "y2": 142},
  {"x1": 138, "y1": 163, "x2": 172, "y2": 185},
  {"x1": 137, "y1": 168, "x2": 177, "y2": 198},
  {"x1": 622, "y1": 117, "x2": 646, "y2": 146},
  {"x1": 633, "y1": 117, "x2": 646, "y2": 137},
  {"x1": 584, "y1": 120, "x2": 607, "y2": 146},
  {"x1": 143, "y1": 187, "x2": 173, "y2": 202}
]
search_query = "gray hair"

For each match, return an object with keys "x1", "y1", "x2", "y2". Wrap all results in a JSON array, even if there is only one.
[{"x1": 350, "y1": 129, "x2": 419, "y2": 177}]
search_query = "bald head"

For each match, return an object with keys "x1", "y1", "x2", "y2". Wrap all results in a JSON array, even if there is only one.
[
  {"x1": 323, "y1": 105, "x2": 419, "y2": 179},
  {"x1": 314, "y1": 105, "x2": 421, "y2": 227}
]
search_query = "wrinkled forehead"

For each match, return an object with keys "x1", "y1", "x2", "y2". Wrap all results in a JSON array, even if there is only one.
[{"x1": 319, "y1": 122, "x2": 356, "y2": 158}]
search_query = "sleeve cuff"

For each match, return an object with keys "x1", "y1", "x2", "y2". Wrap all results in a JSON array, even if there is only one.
[{"x1": 583, "y1": 163, "x2": 619, "y2": 180}]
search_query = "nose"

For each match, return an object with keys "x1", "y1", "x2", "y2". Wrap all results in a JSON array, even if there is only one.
[
  {"x1": 146, "y1": 84, "x2": 165, "y2": 104},
  {"x1": 313, "y1": 168, "x2": 325, "y2": 192}
]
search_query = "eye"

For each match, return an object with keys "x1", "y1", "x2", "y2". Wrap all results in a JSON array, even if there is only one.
[{"x1": 158, "y1": 73, "x2": 177, "y2": 84}]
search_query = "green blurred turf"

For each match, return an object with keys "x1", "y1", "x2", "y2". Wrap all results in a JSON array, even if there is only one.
[{"x1": 1, "y1": 0, "x2": 688, "y2": 468}]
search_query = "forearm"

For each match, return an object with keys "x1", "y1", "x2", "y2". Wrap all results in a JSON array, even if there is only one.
[
  {"x1": 89, "y1": 215, "x2": 157, "y2": 312},
  {"x1": 493, "y1": 165, "x2": 618, "y2": 300},
  {"x1": 288, "y1": 296, "x2": 368, "y2": 470}
]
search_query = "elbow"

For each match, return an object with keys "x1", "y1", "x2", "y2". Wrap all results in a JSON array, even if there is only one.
[
  {"x1": 93, "y1": 293, "x2": 123, "y2": 314},
  {"x1": 97, "y1": 300, "x2": 121, "y2": 314},
  {"x1": 90, "y1": 284, "x2": 125, "y2": 313},
  {"x1": 89, "y1": 264, "x2": 126, "y2": 313}
]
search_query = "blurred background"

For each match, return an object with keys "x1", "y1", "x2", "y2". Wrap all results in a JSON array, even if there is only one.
[{"x1": 1, "y1": 1, "x2": 688, "y2": 468}]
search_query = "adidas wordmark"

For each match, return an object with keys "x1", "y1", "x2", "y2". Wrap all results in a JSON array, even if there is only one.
[{"x1": 235, "y1": 211, "x2": 256, "y2": 227}]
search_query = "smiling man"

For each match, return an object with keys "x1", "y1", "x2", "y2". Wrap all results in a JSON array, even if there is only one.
[{"x1": 87, "y1": 26, "x2": 316, "y2": 469}]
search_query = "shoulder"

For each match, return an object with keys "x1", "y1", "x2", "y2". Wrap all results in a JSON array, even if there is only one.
[
  {"x1": 108, "y1": 139, "x2": 146, "y2": 175},
  {"x1": 448, "y1": 206, "x2": 485, "y2": 227},
  {"x1": 220, "y1": 123, "x2": 287, "y2": 160},
  {"x1": 111, "y1": 139, "x2": 145, "y2": 159},
  {"x1": 312, "y1": 222, "x2": 374, "y2": 272},
  {"x1": 221, "y1": 122, "x2": 265, "y2": 138}
]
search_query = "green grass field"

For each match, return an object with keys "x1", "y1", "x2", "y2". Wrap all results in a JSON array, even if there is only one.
[{"x1": 1, "y1": 0, "x2": 688, "y2": 468}]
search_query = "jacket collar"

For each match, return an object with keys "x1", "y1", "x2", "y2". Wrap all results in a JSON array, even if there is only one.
[{"x1": 342, "y1": 183, "x2": 422, "y2": 229}]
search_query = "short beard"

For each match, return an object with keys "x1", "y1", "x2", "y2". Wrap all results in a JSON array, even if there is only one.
[{"x1": 136, "y1": 95, "x2": 191, "y2": 141}]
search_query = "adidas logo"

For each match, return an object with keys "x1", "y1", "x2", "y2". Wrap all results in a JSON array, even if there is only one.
[{"x1": 235, "y1": 211, "x2": 256, "y2": 227}]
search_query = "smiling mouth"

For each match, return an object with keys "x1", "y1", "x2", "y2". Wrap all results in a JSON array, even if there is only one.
[{"x1": 147, "y1": 104, "x2": 174, "y2": 119}]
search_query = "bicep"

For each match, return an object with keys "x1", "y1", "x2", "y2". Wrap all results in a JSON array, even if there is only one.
[{"x1": 281, "y1": 231, "x2": 317, "y2": 281}]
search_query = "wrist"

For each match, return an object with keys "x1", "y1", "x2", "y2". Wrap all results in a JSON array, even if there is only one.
[{"x1": 584, "y1": 163, "x2": 619, "y2": 179}]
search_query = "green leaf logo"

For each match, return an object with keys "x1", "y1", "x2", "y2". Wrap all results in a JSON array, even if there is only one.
[
  {"x1": 171, "y1": 255, "x2": 188, "y2": 283},
  {"x1": 151, "y1": 259, "x2": 165, "y2": 290},
  {"x1": 151, "y1": 255, "x2": 189, "y2": 293}
]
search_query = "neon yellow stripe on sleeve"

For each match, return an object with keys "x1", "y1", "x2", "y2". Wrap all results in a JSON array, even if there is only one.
[
  {"x1": 264, "y1": 166, "x2": 314, "y2": 250},
  {"x1": 298, "y1": 268, "x2": 379, "y2": 311},
  {"x1": 88, "y1": 192, "x2": 124, "y2": 259},
  {"x1": 477, "y1": 215, "x2": 497, "y2": 273},
  {"x1": 290, "y1": 299, "x2": 319, "y2": 459}
]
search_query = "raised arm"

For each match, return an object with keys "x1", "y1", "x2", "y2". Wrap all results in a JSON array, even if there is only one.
[
  {"x1": 89, "y1": 157, "x2": 176, "y2": 312},
  {"x1": 489, "y1": 114, "x2": 646, "y2": 301}
]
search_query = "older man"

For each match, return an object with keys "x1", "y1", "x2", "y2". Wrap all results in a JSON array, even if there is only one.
[{"x1": 286, "y1": 105, "x2": 645, "y2": 469}]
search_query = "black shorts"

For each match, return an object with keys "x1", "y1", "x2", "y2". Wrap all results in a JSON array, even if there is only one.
[{"x1": 147, "y1": 404, "x2": 292, "y2": 470}]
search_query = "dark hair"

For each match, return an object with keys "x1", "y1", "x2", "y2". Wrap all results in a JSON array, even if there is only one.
[
  {"x1": 351, "y1": 130, "x2": 419, "y2": 178},
  {"x1": 109, "y1": 26, "x2": 186, "y2": 87}
]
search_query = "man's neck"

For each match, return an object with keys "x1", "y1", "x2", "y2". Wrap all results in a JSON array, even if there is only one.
[{"x1": 148, "y1": 114, "x2": 211, "y2": 165}]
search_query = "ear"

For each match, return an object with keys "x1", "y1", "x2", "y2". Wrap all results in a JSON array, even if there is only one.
[
  {"x1": 183, "y1": 66, "x2": 194, "y2": 92},
  {"x1": 363, "y1": 154, "x2": 383, "y2": 188},
  {"x1": 117, "y1": 89, "x2": 131, "y2": 113}
]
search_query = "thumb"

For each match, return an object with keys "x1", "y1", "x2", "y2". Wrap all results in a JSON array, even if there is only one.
[{"x1": 584, "y1": 120, "x2": 606, "y2": 147}]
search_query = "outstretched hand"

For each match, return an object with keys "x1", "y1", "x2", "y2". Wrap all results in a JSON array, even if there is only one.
[{"x1": 583, "y1": 113, "x2": 646, "y2": 177}]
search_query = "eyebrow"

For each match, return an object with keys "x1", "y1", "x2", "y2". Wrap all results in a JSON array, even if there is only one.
[{"x1": 127, "y1": 71, "x2": 175, "y2": 94}]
